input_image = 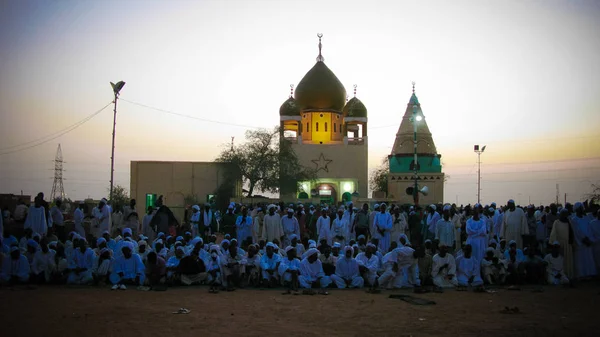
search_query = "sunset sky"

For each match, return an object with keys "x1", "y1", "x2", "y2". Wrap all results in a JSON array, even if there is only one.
[{"x1": 1, "y1": 0, "x2": 599, "y2": 205}]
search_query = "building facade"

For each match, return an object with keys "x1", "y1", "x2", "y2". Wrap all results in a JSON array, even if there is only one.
[
  {"x1": 279, "y1": 35, "x2": 368, "y2": 204},
  {"x1": 387, "y1": 88, "x2": 444, "y2": 204}
]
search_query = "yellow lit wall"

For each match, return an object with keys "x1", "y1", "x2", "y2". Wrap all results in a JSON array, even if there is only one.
[
  {"x1": 301, "y1": 112, "x2": 344, "y2": 144},
  {"x1": 301, "y1": 113, "x2": 312, "y2": 142},
  {"x1": 311, "y1": 112, "x2": 331, "y2": 144}
]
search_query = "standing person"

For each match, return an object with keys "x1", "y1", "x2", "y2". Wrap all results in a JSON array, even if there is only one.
[
  {"x1": 221, "y1": 204, "x2": 237, "y2": 238},
  {"x1": 342, "y1": 203, "x2": 355, "y2": 239},
  {"x1": 570, "y1": 202, "x2": 596, "y2": 279},
  {"x1": 466, "y1": 204, "x2": 488, "y2": 264},
  {"x1": 95, "y1": 199, "x2": 111, "y2": 240},
  {"x1": 544, "y1": 204, "x2": 559, "y2": 241},
  {"x1": 296, "y1": 205, "x2": 307, "y2": 240},
  {"x1": 252, "y1": 208, "x2": 265, "y2": 244},
  {"x1": 502, "y1": 200, "x2": 528, "y2": 249},
  {"x1": 435, "y1": 205, "x2": 455, "y2": 252},
  {"x1": 189, "y1": 205, "x2": 201, "y2": 238},
  {"x1": 316, "y1": 207, "x2": 332, "y2": 246},
  {"x1": 408, "y1": 206, "x2": 423, "y2": 246},
  {"x1": 425, "y1": 205, "x2": 441, "y2": 241},
  {"x1": 373, "y1": 203, "x2": 392, "y2": 253},
  {"x1": 331, "y1": 207, "x2": 348, "y2": 247},
  {"x1": 122, "y1": 199, "x2": 139, "y2": 238},
  {"x1": 353, "y1": 203, "x2": 371, "y2": 241},
  {"x1": 141, "y1": 206, "x2": 155, "y2": 243},
  {"x1": 523, "y1": 205, "x2": 537, "y2": 249},
  {"x1": 305, "y1": 205, "x2": 318, "y2": 241},
  {"x1": 24, "y1": 197, "x2": 48, "y2": 237},
  {"x1": 550, "y1": 208, "x2": 579, "y2": 279},
  {"x1": 590, "y1": 210, "x2": 600, "y2": 272},
  {"x1": 200, "y1": 204, "x2": 216, "y2": 238},
  {"x1": 13, "y1": 200, "x2": 28, "y2": 233},
  {"x1": 235, "y1": 207, "x2": 253, "y2": 244},
  {"x1": 391, "y1": 206, "x2": 407, "y2": 243},
  {"x1": 263, "y1": 205, "x2": 283, "y2": 243},
  {"x1": 73, "y1": 203, "x2": 86, "y2": 239},
  {"x1": 281, "y1": 208, "x2": 300, "y2": 247}
]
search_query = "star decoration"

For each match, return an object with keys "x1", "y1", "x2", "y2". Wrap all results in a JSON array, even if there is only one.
[{"x1": 312, "y1": 153, "x2": 332, "y2": 172}]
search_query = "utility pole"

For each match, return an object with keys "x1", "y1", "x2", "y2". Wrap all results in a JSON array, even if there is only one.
[
  {"x1": 474, "y1": 145, "x2": 486, "y2": 204},
  {"x1": 50, "y1": 144, "x2": 66, "y2": 201},
  {"x1": 556, "y1": 184, "x2": 559, "y2": 204},
  {"x1": 109, "y1": 81, "x2": 125, "y2": 201}
]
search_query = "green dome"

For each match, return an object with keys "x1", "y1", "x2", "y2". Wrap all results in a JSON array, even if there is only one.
[
  {"x1": 409, "y1": 93, "x2": 420, "y2": 105},
  {"x1": 279, "y1": 97, "x2": 300, "y2": 116},
  {"x1": 343, "y1": 97, "x2": 368, "y2": 117},
  {"x1": 294, "y1": 61, "x2": 347, "y2": 111}
]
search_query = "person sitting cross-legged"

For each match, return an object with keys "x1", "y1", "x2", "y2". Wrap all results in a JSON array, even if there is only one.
[
  {"x1": 299, "y1": 248, "x2": 331, "y2": 293},
  {"x1": 278, "y1": 246, "x2": 301, "y2": 293},
  {"x1": 110, "y1": 242, "x2": 145, "y2": 290},
  {"x1": 331, "y1": 246, "x2": 364, "y2": 289},
  {"x1": 456, "y1": 244, "x2": 484, "y2": 291},
  {"x1": 144, "y1": 251, "x2": 166, "y2": 289},
  {"x1": 432, "y1": 243, "x2": 457, "y2": 290},
  {"x1": 0, "y1": 246, "x2": 30, "y2": 285},
  {"x1": 67, "y1": 239, "x2": 94, "y2": 285},
  {"x1": 481, "y1": 247, "x2": 506, "y2": 285},
  {"x1": 260, "y1": 242, "x2": 281, "y2": 288},
  {"x1": 544, "y1": 241, "x2": 569, "y2": 286}
]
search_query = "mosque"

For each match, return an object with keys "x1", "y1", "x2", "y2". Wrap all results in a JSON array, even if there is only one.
[{"x1": 278, "y1": 34, "x2": 444, "y2": 205}]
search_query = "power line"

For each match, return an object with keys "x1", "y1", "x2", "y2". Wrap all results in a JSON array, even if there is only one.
[
  {"x1": 120, "y1": 99, "x2": 262, "y2": 129},
  {"x1": 0, "y1": 102, "x2": 112, "y2": 156}
]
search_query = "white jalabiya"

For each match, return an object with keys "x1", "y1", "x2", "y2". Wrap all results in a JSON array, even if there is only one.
[
  {"x1": 342, "y1": 210, "x2": 355, "y2": 239},
  {"x1": 331, "y1": 256, "x2": 363, "y2": 289},
  {"x1": 452, "y1": 213, "x2": 463, "y2": 250},
  {"x1": 32, "y1": 249, "x2": 56, "y2": 281},
  {"x1": 435, "y1": 218, "x2": 455, "y2": 248},
  {"x1": 502, "y1": 208, "x2": 528, "y2": 249},
  {"x1": 466, "y1": 218, "x2": 487, "y2": 263},
  {"x1": 299, "y1": 257, "x2": 331, "y2": 288},
  {"x1": 544, "y1": 253, "x2": 569, "y2": 285},
  {"x1": 263, "y1": 214, "x2": 283, "y2": 242},
  {"x1": 427, "y1": 212, "x2": 441, "y2": 235},
  {"x1": 96, "y1": 206, "x2": 111, "y2": 239},
  {"x1": 67, "y1": 248, "x2": 95, "y2": 284},
  {"x1": 73, "y1": 208, "x2": 85, "y2": 238},
  {"x1": 0, "y1": 254, "x2": 30, "y2": 282},
  {"x1": 373, "y1": 212, "x2": 392, "y2": 253},
  {"x1": 456, "y1": 255, "x2": 483, "y2": 286},
  {"x1": 355, "y1": 252, "x2": 379, "y2": 286},
  {"x1": 142, "y1": 213, "x2": 155, "y2": 243},
  {"x1": 570, "y1": 215, "x2": 597, "y2": 278},
  {"x1": 391, "y1": 213, "x2": 408, "y2": 243},
  {"x1": 316, "y1": 215, "x2": 332, "y2": 245},
  {"x1": 431, "y1": 253, "x2": 457, "y2": 288},
  {"x1": 24, "y1": 206, "x2": 47, "y2": 237},
  {"x1": 331, "y1": 216, "x2": 349, "y2": 247},
  {"x1": 281, "y1": 216, "x2": 300, "y2": 246},
  {"x1": 278, "y1": 257, "x2": 301, "y2": 283},
  {"x1": 378, "y1": 246, "x2": 420, "y2": 289}
]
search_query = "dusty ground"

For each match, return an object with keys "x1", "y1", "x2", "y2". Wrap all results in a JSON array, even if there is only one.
[{"x1": 0, "y1": 283, "x2": 598, "y2": 337}]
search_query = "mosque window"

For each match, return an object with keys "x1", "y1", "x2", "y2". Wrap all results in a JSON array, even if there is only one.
[
  {"x1": 325, "y1": 123, "x2": 328, "y2": 132},
  {"x1": 316, "y1": 122, "x2": 319, "y2": 132},
  {"x1": 306, "y1": 123, "x2": 309, "y2": 132},
  {"x1": 334, "y1": 123, "x2": 337, "y2": 132},
  {"x1": 320, "y1": 114, "x2": 324, "y2": 118}
]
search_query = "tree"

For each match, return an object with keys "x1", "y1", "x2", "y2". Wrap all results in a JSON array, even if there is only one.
[
  {"x1": 108, "y1": 185, "x2": 130, "y2": 212},
  {"x1": 215, "y1": 126, "x2": 316, "y2": 197},
  {"x1": 587, "y1": 183, "x2": 600, "y2": 203},
  {"x1": 369, "y1": 157, "x2": 389, "y2": 195}
]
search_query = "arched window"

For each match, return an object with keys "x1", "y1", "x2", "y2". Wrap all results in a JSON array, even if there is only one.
[
  {"x1": 334, "y1": 123, "x2": 337, "y2": 132},
  {"x1": 325, "y1": 122, "x2": 328, "y2": 132},
  {"x1": 316, "y1": 122, "x2": 319, "y2": 132}
]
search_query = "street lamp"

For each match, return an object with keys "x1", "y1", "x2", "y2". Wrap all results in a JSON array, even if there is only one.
[
  {"x1": 474, "y1": 144, "x2": 486, "y2": 204},
  {"x1": 109, "y1": 81, "x2": 125, "y2": 202}
]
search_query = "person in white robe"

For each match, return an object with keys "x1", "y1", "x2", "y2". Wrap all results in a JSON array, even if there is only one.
[
  {"x1": 502, "y1": 200, "x2": 528, "y2": 249},
  {"x1": 166, "y1": 246, "x2": 185, "y2": 282},
  {"x1": 549, "y1": 209, "x2": 575, "y2": 279},
  {"x1": 67, "y1": 239, "x2": 95, "y2": 285},
  {"x1": 110, "y1": 242, "x2": 145, "y2": 290},
  {"x1": 451, "y1": 208, "x2": 463, "y2": 250},
  {"x1": 24, "y1": 198, "x2": 47, "y2": 237},
  {"x1": 289, "y1": 234, "x2": 305, "y2": 257},
  {"x1": 391, "y1": 206, "x2": 408, "y2": 243},
  {"x1": 355, "y1": 243, "x2": 379, "y2": 289},
  {"x1": 373, "y1": 204, "x2": 393, "y2": 253},
  {"x1": 263, "y1": 206, "x2": 283, "y2": 243},
  {"x1": 142, "y1": 206, "x2": 155, "y2": 244},
  {"x1": 570, "y1": 202, "x2": 597, "y2": 278},
  {"x1": 466, "y1": 204, "x2": 488, "y2": 264},
  {"x1": 252, "y1": 208, "x2": 265, "y2": 244},
  {"x1": 260, "y1": 242, "x2": 281, "y2": 287},
  {"x1": 206, "y1": 245, "x2": 222, "y2": 292},
  {"x1": 331, "y1": 246, "x2": 364, "y2": 289},
  {"x1": 378, "y1": 245, "x2": 421, "y2": 289},
  {"x1": 426, "y1": 205, "x2": 441, "y2": 241},
  {"x1": 1, "y1": 246, "x2": 30, "y2": 284},
  {"x1": 92, "y1": 247, "x2": 113, "y2": 284},
  {"x1": 431, "y1": 244, "x2": 457, "y2": 288},
  {"x1": 278, "y1": 246, "x2": 301, "y2": 292},
  {"x1": 73, "y1": 203, "x2": 86, "y2": 238},
  {"x1": 331, "y1": 207, "x2": 349, "y2": 247},
  {"x1": 544, "y1": 241, "x2": 569, "y2": 285},
  {"x1": 220, "y1": 244, "x2": 243, "y2": 290},
  {"x1": 32, "y1": 241, "x2": 56, "y2": 283},
  {"x1": 435, "y1": 205, "x2": 455, "y2": 250},
  {"x1": 189, "y1": 205, "x2": 201, "y2": 238},
  {"x1": 314, "y1": 208, "x2": 331, "y2": 246},
  {"x1": 95, "y1": 199, "x2": 111, "y2": 240},
  {"x1": 481, "y1": 247, "x2": 506, "y2": 284},
  {"x1": 299, "y1": 248, "x2": 331, "y2": 290},
  {"x1": 122, "y1": 199, "x2": 139, "y2": 237},
  {"x1": 281, "y1": 208, "x2": 300, "y2": 247},
  {"x1": 456, "y1": 244, "x2": 484, "y2": 288},
  {"x1": 590, "y1": 210, "x2": 600, "y2": 272},
  {"x1": 342, "y1": 204, "x2": 356, "y2": 240}
]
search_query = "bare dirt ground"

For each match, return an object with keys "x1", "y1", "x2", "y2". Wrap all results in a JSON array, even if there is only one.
[{"x1": 0, "y1": 283, "x2": 598, "y2": 337}]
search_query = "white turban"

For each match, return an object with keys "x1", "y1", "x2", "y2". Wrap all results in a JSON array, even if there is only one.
[
  {"x1": 443, "y1": 205, "x2": 451, "y2": 211},
  {"x1": 430, "y1": 204, "x2": 436, "y2": 211},
  {"x1": 343, "y1": 246, "x2": 353, "y2": 254},
  {"x1": 333, "y1": 242, "x2": 341, "y2": 248},
  {"x1": 284, "y1": 246, "x2": 295, "y2": 253},
  {"x1": 305, "y1": 248, "x2": 319, "y2": 257},
  {"x1": 192, "y1": 205, "x2": 200, "y2": 211},
  {"x1": 123, "y1": 228, "x2": 132, "y2": 236},
  {"x1": 266, "y1": 242, "x2": 275, "y2": 248}
]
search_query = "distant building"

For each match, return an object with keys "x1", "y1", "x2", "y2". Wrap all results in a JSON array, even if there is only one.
[
  {"x1": 279, "y1": 35, "x2": 368, "y2": 204},
  {"x1": 387, "y1": 88, "x2": 444, "y2": 204}
]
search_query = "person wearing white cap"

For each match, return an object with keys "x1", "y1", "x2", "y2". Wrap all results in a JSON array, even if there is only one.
[
  {"x1": 0, "y1": 246, "x2": 30, "y2": 284},
  {"x1": 141, "y1": 206, "x2": 156, "y2": 244},
  {"x1": 242, "y1": 244, "x2": 261, "y2": 287},
  {"x1": 206, "y1": 245, "x2": 222, "y2": 292},
  {"x1": 331, "y1": 246, "x2": 364, "y2": 289},
  {"x1": 278, "y1": 246, "x2": 301, "y2": 293},
  {"x1": 263, "y1": 205, "x2": 283, "y2": 243},
  {"x1": 435, "y1": 205, "x2": 455, "y2": 251},
  {"x1": 166, "y1": 246, "x2": 185, "y2": 283},
  {"x1": 455, "y1": 244, "x2": 483, "y2": 289},
  {"x1": 24, "y1": 197, "x2": 48, "y2": 237},
  {"x1": 200, "y1": 203, "x2": 216, "y2": 239},
  {"x1": 369, "y1": 204, "x2": 379, "y2": 237},
  {"x1": 281, "y1": 208, "x2": 300, "y2": 247},
  {"x1": 390, "y1": 206, "x2": 407, "y2": 244},
  {"x1": 544, "y1": 241, "x2": 570, "y2": 285},
  {"x1": 299, "y1": 248, "x2": 331, "y2": 291},
  {"x1": 235, "y1": 207, "x2": 254, "y2": 245},
  {"x1": 122, "y1": 199, "x2": 139, "y2": 238},
  {"x1": 67, "y1": 239, "x2": 95, "y2": 285},
  {"x1": 426, "y1": 205, "x2": 441, "y2": 241},
  {"x1": 92, "y1": 247, "x2": 113, "y2": 285},
  {"x1": 431, "y1": 244, "x2": 457, "y2": 289},
  {"x1": 342, "y1": 203, "x2": 355, "y2": 239},
  {"x1": 110, "y1": 241, "x2": 145, "y2": 290},
  {"x1": 73, "y1": 202, "x2": 86, "y2": 238},
  {"x1": 373, "y1": 204, "x2": 393, "y2": 253},
  {"x1": 549, "y1": 208, "x2": 574, "y2": 279},
  {"x1": 570, "y1": 202, "x2": 596, "y2": 278},
  {"x1": 355, "y1": 243, "x2": 379, "y2": 289},
  {"x1": 260, "y1": 242, "x2": 281, "y2": 287},
  {"x1": 466, "y1": 204, "x2": 487, "y2": 264},
  {"x1": 289, "y1": 234, "x2": 305, "y2": 257},
  {"x1": 252, "y1": 207, "x2": 265, "y2": 244},
  {"x1": 315, "y1": 207, "x2": 331, "y2": 246},
  {"x1": 332, "y1": 207, "x2": 349, "y2": 247},
  {"x1": 221, "y1": 242, "x2": 243, "y2": 290},
  {"x1": 31, "y1": 240, "x2": 56, "y2": 283},
  {"x1": 190, "y1": 205, "x2": 201, "y2": 238},
  {"x1": 95, "y1": 198, "x2": 111, "y2": 240},
  {"x1": 502, "y1": 199, "x2": 528, "y2": 249},
  {"x1": 481, "y1": 247, "x2": 506, "y2": 285}
]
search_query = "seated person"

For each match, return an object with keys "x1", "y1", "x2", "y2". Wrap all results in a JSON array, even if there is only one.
[
  {"x1": 319, "y1": 244, "x2": 336, "y2": 276},
  {"x1": 67, "y1": 239, "x2": 94, "y2": 285},
  {"x1": 242, "y1": 245, "x2": 261, "y2": 287},
  {"x1": 544, "y1": 241, "x2": 569, "y2": 285},
  {"x1": 110, "y1": 242, "x2": 145, "y2": 290},
  {"x1": 432, "y1": 244, "x2": 457, "y2": 289},
  {"x1": 278, "y1": 246, "x2": 301, "y2": 292},
  {"x1": 145, "y1": 251, "x2": 166, "y2": 288},
  {"x1": 299, "y1": 248, "x2": 331, "y2": 291},
  {"x1": 0, "y1": 246, "x2": 30, "y2": 284},
  {"x1": 521, "y1": 246, "x2": 546, "y2": 284},
  {"x1": 481, "y1": 247, "x2": 506, "y2": 285},
  {"x1": 331, "y1": 246, "x2": 364, "y2": 289},
  {"x1": 178, "y1": 249, "x2": 207, "y2": 286},
  {"x1": 455, "y1": 244, "x2": 484, "y2": 290},
  {"x1": 260, "y1": 242, "x2": 281, "y2": 288}
]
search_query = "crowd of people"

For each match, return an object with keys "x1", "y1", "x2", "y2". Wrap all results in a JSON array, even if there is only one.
[{"x1": 1, "y1": 192, "x2": 599, "y2": 294}]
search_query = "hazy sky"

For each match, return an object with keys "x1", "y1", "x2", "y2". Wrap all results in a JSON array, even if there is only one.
[{"x1": 1, "y1": 0, "x2": 599, "y2": 205}]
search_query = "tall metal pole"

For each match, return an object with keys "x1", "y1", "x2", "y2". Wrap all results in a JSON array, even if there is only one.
[
  {"x1": 477, "y1": 151, "x2": 481, "y2": 204},
  {"x1": 413, "y1": 104, "x2": 419, "y2": 207},
  {"x1": 109, "y1": 92, "x2": 118, "y2": 201}
]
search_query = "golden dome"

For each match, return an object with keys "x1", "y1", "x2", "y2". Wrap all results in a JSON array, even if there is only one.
[
  {"x1": 343, "y1": 97, "x2": 367, "y2": 118},
  {"x1": 279, "y1": 97, "x2": 300, "y2": 116},
  {"x1": 294, "y1": 61, "x2": 347, "y2": 111}
]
